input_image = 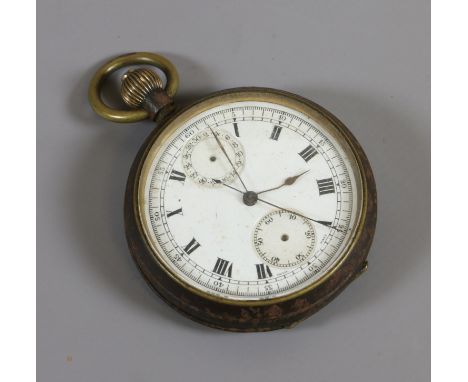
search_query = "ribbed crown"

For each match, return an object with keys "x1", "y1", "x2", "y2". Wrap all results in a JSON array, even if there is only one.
[{"x1": 121, "y1": 68, "x2": 163, "y2": 108}]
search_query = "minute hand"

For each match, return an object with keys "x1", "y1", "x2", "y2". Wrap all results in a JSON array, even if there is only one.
[
  {"x1": 220, "y1": 182, "x2": 341, "y2": 232},
  {"x1": 209, "y1": 127, "x2": 248, "y2": 192}
]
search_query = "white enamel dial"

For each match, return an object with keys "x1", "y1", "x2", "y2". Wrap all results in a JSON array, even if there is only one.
[{"x1": 140, "y1": 100, "x2": 362, "y2": 301}]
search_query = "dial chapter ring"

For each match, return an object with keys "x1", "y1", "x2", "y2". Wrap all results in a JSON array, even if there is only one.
[{"x1": 88, "y1": 52, "x2": 179, "y2": 123}]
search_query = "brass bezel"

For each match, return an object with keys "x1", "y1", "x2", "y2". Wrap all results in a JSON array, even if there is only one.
[{"x1": 135, "y1": 88, "x2": 368, "y2": 307}]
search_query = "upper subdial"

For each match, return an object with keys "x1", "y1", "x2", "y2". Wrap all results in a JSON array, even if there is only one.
[
  {"x1": 253, "y1": 210, "x2": 316, "y2": 268},
  {"x1": 182, "y1": 129, "x2": 245, "y2": 186}
]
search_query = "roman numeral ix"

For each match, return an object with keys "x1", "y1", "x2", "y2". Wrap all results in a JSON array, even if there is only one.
[
  {"x1": 317, "y1": 178, "x2": 335, "y2": 195},
  {"x1": 212, "y1": 258, "x2": 233, "y2": 277},
  {"x1": 255, "y1": 264, "x2": 273, "y2": 279},
  {"x1": 298, "y1": 145, "x2": 318, "y2": 162}
]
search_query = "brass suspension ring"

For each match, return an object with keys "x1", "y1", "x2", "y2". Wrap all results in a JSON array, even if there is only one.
[{"x1": 88, "y1": 52, "x2": 179, "y2": 123}]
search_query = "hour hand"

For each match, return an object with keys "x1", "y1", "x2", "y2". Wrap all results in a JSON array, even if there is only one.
[{"x1": 257, "y1": 170, "x2": 310, "y2": 195}]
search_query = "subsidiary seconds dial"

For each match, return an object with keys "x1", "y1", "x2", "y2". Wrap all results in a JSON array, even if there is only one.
[
  {"x1": 253, "y1": 210, "x2": 316, "y2": 268},
  {"x1": 181, "y1": 129, "x2": 245, "y2": 186}
]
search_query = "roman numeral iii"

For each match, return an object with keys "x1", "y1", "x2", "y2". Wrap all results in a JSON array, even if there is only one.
[
  {"x1": 169, "y1": 169, "x2": 186, "y2": 182},
  {"x1": 317, "y1": 178, "x2": 335, "y2": 195},
  {"x1": 255, "y1": 264, "x2": 273, "y2": 279},
  {"x1": 212, "y1": 258, "x2": 233, "y2": 277},
  {"x1": 270, "y1": 125, "x2": 283, "y2": 140},
  {"x1": 298, "y1": 145, "x2": 318, "y2": 162},
  {"x1": 183, "y1": 238, "x2": 201, "y2": 254}
]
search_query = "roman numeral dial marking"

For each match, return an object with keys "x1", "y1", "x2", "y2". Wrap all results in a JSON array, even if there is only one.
[
  {"x1": 270, "y1": 125, "x2": 283, "y2": 140},
  {"x1": 167, "y1": 208, "x2": 183, "y2": 218},
  {"x1": 183, "y1": 238, "x2": 201, "y2": 255},
  {"x1": 212, "y1": 258, "x2": 233, "y2": 277},
  {"x1": 233, "y1": 119, "x2": 240, "y2": 137},
  {"x1": 317, "y1": 178, "x2": 335, "y2": 195},
  {"x1": 169, "y1": 169, "x2": 186, "y2": 182},
  {"x1": 255, "y1": 264, "x2": 273, "y2": 279},
  {"x1": 298, "y1": 145, "x2": 318, "y2": 162}
]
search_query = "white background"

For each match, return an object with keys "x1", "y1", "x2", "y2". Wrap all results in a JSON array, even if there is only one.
[{"x1": 1, "y1": 0, "x2": 453, "y2": 380}]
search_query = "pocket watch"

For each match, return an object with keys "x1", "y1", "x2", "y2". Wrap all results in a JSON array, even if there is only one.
[{"x1": 88, "y1": 52, "x2": 377, "y2": 332}]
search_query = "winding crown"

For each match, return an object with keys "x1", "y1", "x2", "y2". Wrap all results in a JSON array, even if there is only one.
[{"x1": 121, "y1": 68, "x2": 164, "y2": 108}]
